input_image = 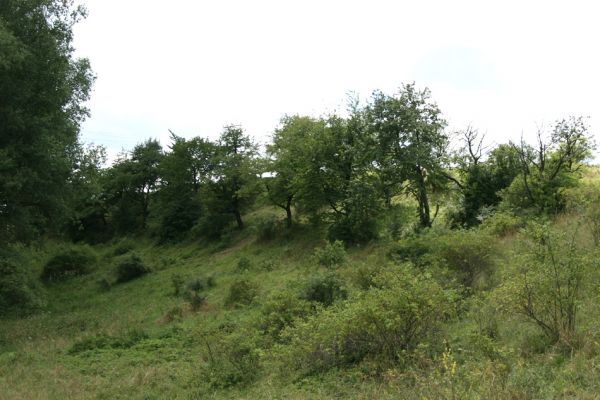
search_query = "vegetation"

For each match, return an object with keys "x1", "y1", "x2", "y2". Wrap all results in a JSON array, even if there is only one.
[{"x1": 3, "y1": 1, "x2": 600, "y2": 399}]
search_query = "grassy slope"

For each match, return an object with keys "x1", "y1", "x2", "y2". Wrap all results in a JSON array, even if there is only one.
[{"x1": 2, "y1": 170, "x2": 600, "y2": 399}]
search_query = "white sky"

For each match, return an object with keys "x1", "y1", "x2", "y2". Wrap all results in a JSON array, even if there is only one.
[{"x1": 73, "y1": 0, "x2": 600, "y2": 162}]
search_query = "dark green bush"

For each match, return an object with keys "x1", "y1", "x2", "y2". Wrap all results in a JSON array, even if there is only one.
[
  {"x1": 115, "y1": 253, "x2": 149, "y2": 283},
  {"x1": 0, "y1": 258, "x2": 45, "y2": 316},
  {"x1": 41, "y1": 247, "x2": 97, "y2": 283},
  {"x1": 112, "y1": 239, "x2": 135, "y2": 256},
  {"x1": 199, "y1": 330, "x2": 262, "y2": 389},
  {"x1": 171, "y1": 273, "x2": 185, "y2": 296},
  {"x1": 300, "y1": 272, "x2": 347, "y2": 307},
  {"x1": 225, "y1": 278, "x2": 258, "y2": 308},
  {"x1": 236, "y1": 257, "x2": 252, "y2": 272},
  {"x1": 313, "y1": 240, "x2": 346, "y2": 268},
  {"x1": 69, "y1": 329, "x2": 149, "y2": 354},
  {"x1": 183, "y1": 276, "x2": 214, "y2": 311},
  {"x1": 254, "y1": 215, "x2": 279, "y2": 241},
  {"x1": 260, "y1": 290, "x2": 312, "y2": 341},
  {"x1": 280, "y1": 265, "x2": 458, "y2": 375}
]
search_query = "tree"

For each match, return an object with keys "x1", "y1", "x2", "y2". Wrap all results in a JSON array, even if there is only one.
[
  {"x1": 503, "y1": 117, "x2": 594, "y2": 214},
  {"x1": 366, "y1": 84, "x2": 448, "y2": 228},
  {"x1": 0, "y1": 0, "x2": 94, "y2": 242},
  {"x1": 266, "y1": 115, "x2": 323, "y2": 228},
  {"x1": 104, "y1": 139, "x2": 163, "y2": 233},
  {"x1": 156, "y1": 133, "x2": 216, "y2": 241},
  {"x1": 210, "y1": 126, "x2": 260, "y2": 230}
]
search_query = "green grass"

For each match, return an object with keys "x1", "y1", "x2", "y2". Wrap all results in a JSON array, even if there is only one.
[{"x1": 4, "y1": 183, "x2": 600, "y2": 399}]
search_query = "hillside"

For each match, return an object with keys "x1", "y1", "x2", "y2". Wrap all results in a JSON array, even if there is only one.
[{"x1": 1, "y1": 167, "x2": 600, "y2": 399}]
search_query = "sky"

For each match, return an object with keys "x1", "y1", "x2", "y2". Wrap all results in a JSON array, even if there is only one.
[{"x1": 73, "y1": 0, "x2": 600, "y2": 162}]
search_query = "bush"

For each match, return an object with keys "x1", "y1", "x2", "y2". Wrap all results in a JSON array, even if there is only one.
[
  {"x1": 254, "y1": 215, "x2": 279, "y2": 241},
  {"x1": 41, "y1": 246, "x2": 97, "y2": 283},
  {"x1": 171, "y1": 273, "x2": 185, "y2": 296},
  {"x1": 260, "y1": 290, "x2": 312, "y2": 341},
  {"x1": 236, "y1": 257, "x2": 252, "y2": 272},
  {"x1": 313, "y1": 240, "x2": 346, "y2": 268},
  {"x1": 115, "y1": 253, "x2": 149, "y2": 283},
  {"x1": 481, "y1": 211, "x2": 524, "y2": 237},
  {"x1": 199, "y1": 330, "x2": 262, "y2": 389},
  {"x1": 0, "y1": 258, "x2": 45, "y2": 316},
  {"x1": 182, "y1": 276, "x2": 214, "y2": 311},
  {"x1": 300, "y1": 272, "x2": 347, "y2": 307},
  {"x1": 225, "y1": 278, "x2": 258, "y2": 308},
  {"x1": 69, "y1": 329, "x2": 149, "y2": 354},
  {"x1": 279, "y1": 265, "x2": 457, "y2": 375},
  {"x1": 112, "y1": 239, "x2": 135, "y2": 256}
]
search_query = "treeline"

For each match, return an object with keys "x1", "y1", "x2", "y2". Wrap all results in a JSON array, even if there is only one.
[
  {"x1": 0, "y1": 1, "x2": 594, "y2": 246},
  {"x1": 63, "y1": 87, "x2": 593, "y2": 246}
]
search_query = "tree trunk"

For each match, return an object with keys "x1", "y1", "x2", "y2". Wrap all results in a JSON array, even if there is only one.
[
  {"x1": 285, "y1": 195, "x2": 293, "y2": 228},
  {"x1": 415, "y1": 167, "x2": 431, "y2": 228},
  {"x1": 233, "y1": 195, "x2": 244, "y2": 229}
]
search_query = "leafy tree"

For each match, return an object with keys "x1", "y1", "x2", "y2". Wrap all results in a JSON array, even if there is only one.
[
  {"x1": 209, "y1": 126, "x2": 260, "y2": 230},
  {"x1": 366, "y1": 84, "x2": 448, "y2": 228},
  {"x1": 156, "y1": 133, "x2": 215, "y2": 241},
  {"x1": 0, "y1": 0, "x2": 94, "y2": 242},
  {"x1": 104, "y1": 139, "x2": 163, "y2": 233},
  {"x1": 502, "y1": 117, "x2": 594, "y2": 214}
]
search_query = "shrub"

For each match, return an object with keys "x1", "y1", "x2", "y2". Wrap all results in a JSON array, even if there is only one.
[
  {"x1": 280, "y1": 265, "x2": 457, "y2": 375},
  {"x1": 260, "y1": 290, "x2": 312, "y2": 341},
  {"x1": 300, "y1": 273, "x2": 347, "y2": 307},
  {"x1": 481, "y1": 211, "x2": 524, "y2": 237},
  {"x1": 0, "y1": 258, "x2": 45, "y2": 316},
  {"x1": 183, "y1": 276, "x2": 214, "y2": 311},
  {"x1": 199, "y1": 330, "x2": 262, "y2": 389},
  {"x1": 225, "y1": 278, "x2": 258, "y2": 308},
  {"x1": 254, "y1": 215, "x2": 279, "y2": 241},
  {"x1": 112, "y1": 239, "x2": 135, "y2": 256},
  {"x1": 171, "y1": 273, "x2": 185, "y2": 296},
  {"x1": 494, "y1": 223, "x2": 593, "y2": 346},
  {"x1": 236, "y1": 257, "x2": 252, "y2": 272},
  {"x1": 313, "y1": 240, "x2": 346, "y2": 268},
  {"x1": 69, "y1": 329, "x2": 149, "y2": 354},
  {"x1": 115, "y1": 253, "x2": 149, "y2": 283},
  {"x1": 41, "y1": 246, "x2": 97, "y2": 283}
]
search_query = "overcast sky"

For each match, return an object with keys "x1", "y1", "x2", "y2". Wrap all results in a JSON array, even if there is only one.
[{"x1": 73, "y1": 0, "x2": 600, "y2": 162}]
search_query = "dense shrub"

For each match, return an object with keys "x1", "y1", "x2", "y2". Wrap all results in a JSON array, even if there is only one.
[
  {"x1": 182, "y1": 276, "x2": 214, "y2": 310},
  {"x1": 69, "y1": 329, "x2": 149, "y2": 354},
  {"x1": 260, "y1": 290, "x2": 312, "y2": 341},
  {"x1": 225, "y1": 278, "x2": 258, "y2": 308},
  {"x1": 279, "y1": 265, "x2": 458, "y2": 375},
  {"x1": 300, "y1": 272, "x2": 347, "y2": 307},
  {"x1": 199, "y1": 330, "x2": 262, "y2": 389},
  {"x1": 112, "y1": 239, "x2": 135, "y2": 256},
  {"x1": 236, "y1": 257, "x2": 252, "y2": 272},
  {"x1": 254, "y1": 215, "x2": 280, "y2": 241},
  {"x1": 313, "y1": 240, "x2": 346, "y2": 267},
  {"x1": 0, "y1": 258, "x2": 45, "y2": 316},
  {"x1": 115, "y1": 253, "x2": 149, "y2": 283},
  {"x1": 480, "y1": 210, "x2": 524, "y2": 237},
  {"x1": 41, "y1": 247, "x2": 97, "y2": 283}
]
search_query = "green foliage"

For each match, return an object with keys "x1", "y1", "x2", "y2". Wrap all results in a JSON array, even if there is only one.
[
  {"x1": 254, "y1": 215, "x2": 280, "y2": 241},
  {"x1": 198, "y1": 330, "x2": 262, "y2": 389},
  {"x1": 182, "y1": 275, "x2": 214, "y2": 310},
  {"x1": 171, "y1": 273, "x2": 185, "y2": 296},
  {"x1": 41, "y1": 246, "x2": 97, "y2": 283},
  {"x1": 69, "y1": 329, "x2": 149, "y2": 354},
  {"x1": 112, "y1": 238, "x2": 135, "y2": 256},
  {"x1": 260, "y1": 290, "x2": 312, "y2": 341},
  {"x1": 280, "y1": 265, "x2": 457, "y2": 375},
  {"x1": 0, "y1": 257, "x2": 45, "y2": 316},
  {"x1": 0, "y1": 0, "x2": 94, "y2": 243},
  {"x1": 494, "y1": 223, "x2": 593, "y2": 345},
  {"x1": 236, "y1": 257, "x2": 252, "y2": 272},
  {"x1": 115, "y1": 253, "x2": 149, "y2": 283},
  {"x1": 225, "y1": 278, "x2": 258, "y2": 308},
  {"x1": 313, "y1": 240, "x2": 347, "y2": 267},
  {"x1": 300, "y1": 272, "x2": 348, "y2": 307},
  {"x1": 480, "y1": 210, "x2": 524, "y2": 236}
]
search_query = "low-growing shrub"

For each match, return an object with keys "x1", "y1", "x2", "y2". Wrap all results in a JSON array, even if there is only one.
[
  {"x1": 279, "y1": 265, "x2": 458, "y2": 375},
  {"x1": 236, "y1": 257, "x2": 252, "y2": 272},
  {"x1": 112, "y1": 239, "x2": 135, "y2": 256},
  {"x1": 69, "y1": 329, "x2": 149, "y2": 354},
  {"x1": 41, "y1": 247, "x2": 97, "y2": 283},
  {"x1": 260, "y1": 290, "x2": 312, "y2": 341},
  {"x1": 0, "y1": 258, "x2": 45, "y2": 316},
  {"x1": 115, "y1": 253, "x2": 149, "y2": 283},
  {"x1": 481, "y1": 211, "x2": 524, "y2": 237},
  {"x1": 171, "y1": 273, "x2": 185, "y2": 296},
  {"x1": 313, "y1": 240, "x2": 346, "y2": 268},
  {"x1": 225, "y1": 278, "x2": 258, "y2": 308},
  {"x1": 254, "y1": 215, "x2": 279, "y2": 241},
  {"x1": 199, "y1": 330, "x2": 262, "y2": 389},
  {"x1": 300, "y1": 273, "x2": 347, "y2": 307}
]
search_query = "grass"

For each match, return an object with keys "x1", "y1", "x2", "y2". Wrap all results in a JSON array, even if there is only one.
[{"x1": 4, "y1": 175, "x2": 600, "y2": 399}]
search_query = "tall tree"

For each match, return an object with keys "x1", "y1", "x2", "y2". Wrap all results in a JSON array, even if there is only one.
[
  {"x1": 0, "y1": 0, "x2": 94, "y2": 242},
  {"x1": 211, "y1": 126, "x2": 260, "y2": 230},
  {"x1": 367, "y1": 84, "x2": 447, "y2": 228}
]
